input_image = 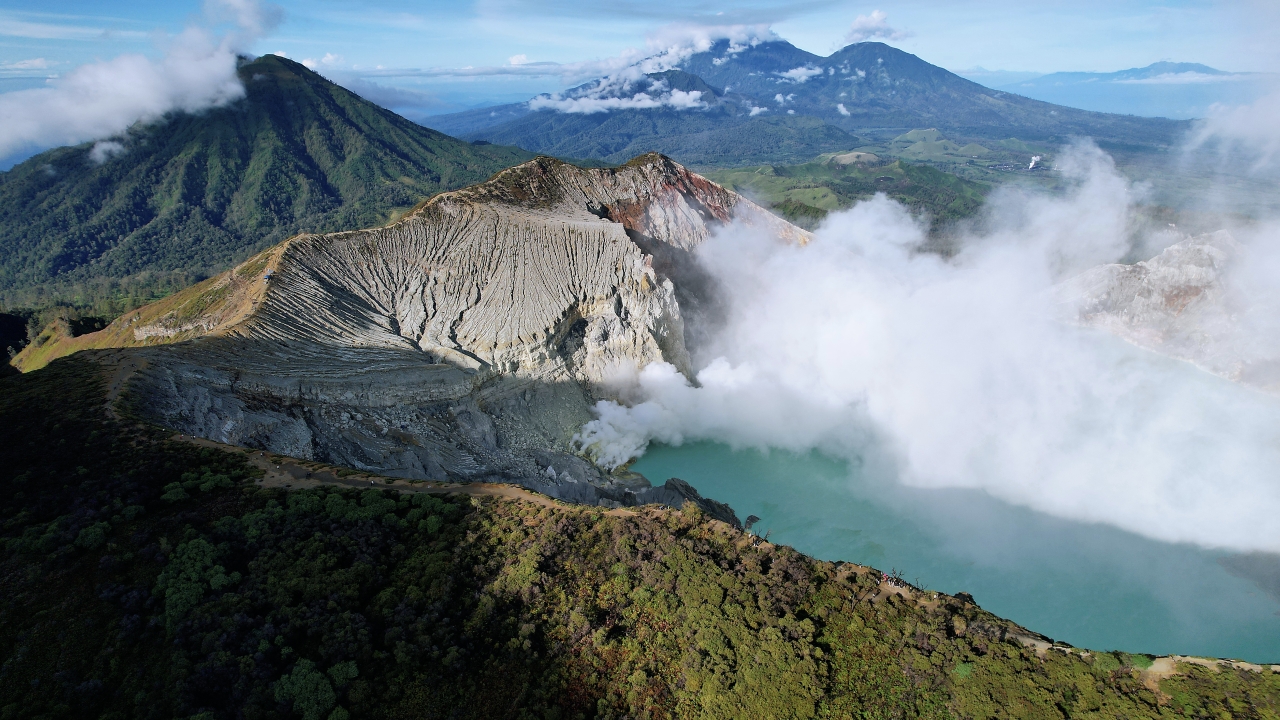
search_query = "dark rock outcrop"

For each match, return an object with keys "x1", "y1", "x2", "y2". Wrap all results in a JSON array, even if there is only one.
[{"x1": 60, "y1": 154, "x2": 803, "y2": 517}]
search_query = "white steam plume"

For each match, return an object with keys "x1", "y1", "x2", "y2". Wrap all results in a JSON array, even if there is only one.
[
  {"x1": 844, "y1": 10, "x2": 912, "y2": 44},
  {"x1": 577, "y1": 141, "x2": 1280, "y2": 553},
  {"x1": 1187, "y1": 87, "x2": 1280, "y2": 172},
  {"x1": 0, "y1": 0, "x2": 281, "y2": 159},
  {"x1": 525, "y1": 24, "x2": 773, "y2": 115}
]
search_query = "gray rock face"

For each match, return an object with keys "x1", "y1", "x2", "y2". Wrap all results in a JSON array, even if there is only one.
[
  {"x1": 1059, "y1": 231, "x2": 1280, "y2": 391},
  {"x1": 106, "y1": 154, "x2": 801, "y2": 521}
]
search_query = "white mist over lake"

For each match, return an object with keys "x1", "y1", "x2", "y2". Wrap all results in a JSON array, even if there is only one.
[
  {"x1": 578, "y1": 142, "x2": 1280, "y2": 555},
  {"x1": 631, "y1": 440, "x2": 1280, "y2": 661}
]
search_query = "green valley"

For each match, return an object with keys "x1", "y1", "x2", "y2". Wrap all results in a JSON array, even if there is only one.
[{"x1": 704, "y1": 151, "x2": 989, "y2": 230}]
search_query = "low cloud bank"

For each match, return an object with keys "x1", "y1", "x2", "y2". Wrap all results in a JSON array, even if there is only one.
[
  {"x1": 1188, "y1": 84, "x2": 1280, "y2": 171},
  {"x1": 844, "y1": 10, "x2": 911, "y2": 44},
  {"x1": 577, "y1": 142, "x2": 1280, "y2": 553},
  {"x1": 0, "y1": 0, "x2": 279, "y2": 159},
  {"x1": 524, "y1": 24, "x2": 771, "y2": 115},
  {"x1": 1116, "y1": 71, "x2": 1260, "y2": 85},
  {"x1": 530, "y1": 79, "x2": 705, "y2": 114},
  {"x1": 776, "y1": 66, "x2": 823, "y2": 83}
]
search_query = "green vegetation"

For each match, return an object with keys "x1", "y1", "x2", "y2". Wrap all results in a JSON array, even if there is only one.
[
  {"x1": 844, "y1": 130, "x2": 1062, "y2": 190},
  {"x1": 0, "y1": 54, "x2": 531, "y2": 316},
  {"x1": 884, "y1": 129, "x2": 994, "y2": 163},
  {"x1": 705, "y1": 156, "x2": 989, "y2": 230},
  {"x1": 474, "y1": 111, "x2": 865, "y2": 169},
  {"x1": 0, "y1": 312, "x2": 29, "y2": 376},
  {"x1": 2, "y1": 357, "x2": 1278, "y2": 718}
]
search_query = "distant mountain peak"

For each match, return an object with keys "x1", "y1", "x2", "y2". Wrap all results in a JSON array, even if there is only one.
[
  {"x1": 1141, "y1": 61, "x2": 1224, "y2": 74},
  {"x1": 0, "y1": 54, "x2": 531, "y2": 308},
  {"x1": 425, "y1": 36, "x2": 1186, "y2": 166},
  {"x1": 994, "y1": 61, "x2": 1268, "y2": 118}
]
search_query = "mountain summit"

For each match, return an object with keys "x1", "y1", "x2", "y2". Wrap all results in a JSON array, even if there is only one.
[
  {"x1": 997, "y1": 62, "x2": 1272, "y2": 119},
  {"x1": 427, "y1": 40, "x2": 1187, "y2": 166},
  {"x1": 0, "y1": 54, "x2": 531, "y2": 311}
]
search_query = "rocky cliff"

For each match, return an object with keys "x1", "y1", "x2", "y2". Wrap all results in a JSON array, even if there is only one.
[
  {"x1": 26, "y1": 154, "x2": 802, "y2": 518},
  {"x1": 1059, "y1": 231, "x2": 1280, "y2": 392}
]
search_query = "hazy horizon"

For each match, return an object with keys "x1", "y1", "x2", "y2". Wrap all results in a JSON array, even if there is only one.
[{"x1": 1, "y1": 0, "x2": 1277, "y2": 148}]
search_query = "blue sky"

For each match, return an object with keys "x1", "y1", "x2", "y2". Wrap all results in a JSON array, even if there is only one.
[
  {"x1": 0, "y1": 0, "x2": 1274, "y2": 107},
  {"x1": 0, "y1": 0, "x2": 1276, "y2": 113}
]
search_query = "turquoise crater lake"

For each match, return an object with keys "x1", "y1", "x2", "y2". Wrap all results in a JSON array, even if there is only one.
[{"x1": 632, "y1": 442, "x2": 1280, "y2": 663}]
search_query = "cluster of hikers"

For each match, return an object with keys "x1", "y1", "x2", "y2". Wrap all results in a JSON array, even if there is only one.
[{"x1": 882, "y1": 572, "x2": 909, "y2": 589}]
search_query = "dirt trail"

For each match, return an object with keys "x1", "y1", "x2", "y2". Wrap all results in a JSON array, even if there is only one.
[{"x1": 99, "y1": 351, "x2": 148, "y2": 421}]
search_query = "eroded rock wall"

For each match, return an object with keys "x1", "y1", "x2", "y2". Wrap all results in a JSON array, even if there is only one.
[{"x1": 104, "y1": 154, "x2": 798, "y2": 519}]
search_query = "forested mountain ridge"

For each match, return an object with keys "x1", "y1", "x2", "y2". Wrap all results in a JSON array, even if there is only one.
[{"x1": 0, "y1": 54, "x2": 531, "y2": 313}]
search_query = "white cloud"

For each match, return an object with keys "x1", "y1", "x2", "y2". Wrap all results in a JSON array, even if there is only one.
[
  {"x1": 0, "y1": 0, "x2": 281, "y2": 159},
  {"x1": 644, "y1": 22, "x2": 776, "y2": 59},
  {"x1": 302, "y1": 53, "x2": 344, "y2": 70},
  {"x1": 774, "y1": 92, "x2": 794, "y2": 105},
  {"x1": 88, "y1": 140, "x2": 125, "y2": 164},
  {"x1": 530, "y1": 87, "x2": 705, "y2": 114},
  {"x1": 1187, "y1": 87, "x2": 1280, "y2": 170},
  {"x1": 519, "y1": 24, "x2": 771, "y2": 116},
  {"x1": 203, "y1": 0, "x2": 281, "y2": 43},
  {"x1": 508, "y1": 54, "x2": 529, "y2": 66},
  {"x1": 575, "y1": 142, "x2": 1280, "y2": 554},
  {"x1": 351, "y1": 23, "x2": 773, "y2": 88},
  {"x1": 0, "y1": 58, "x2": 51, "y2": 71},
  {"x1": 0, "y1": 15, "x2": 148, "y2": 41},
  {"x1": 837, "y1": 103, "x2": 850, "y2": 116},
  {"x1": 776, "y1": 65, "x2": 823, "y2": 83},
  {"x1": 844, "y1": 10, "x2": 911, "y2": 44},
  {"x1": 1116, "y1": 71, "x2": 1255, "y2": 85},
  {"x1": 749, "y1": 106, "x2": 767, "y2": 116}
]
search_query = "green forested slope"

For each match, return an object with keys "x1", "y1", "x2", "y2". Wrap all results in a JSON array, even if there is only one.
[
  {"x1": 459, "y1": 111, "x2": 863, "y2": 168},
  {"x1": 706, "y1": 157, "x2": 989, "y2": 230},
  {"x1": 0, "y1": 55, "x2": 530, "y2": 313},
  {"x1": 1, "y1": 357, "x2": 1277, "y2": 719}
]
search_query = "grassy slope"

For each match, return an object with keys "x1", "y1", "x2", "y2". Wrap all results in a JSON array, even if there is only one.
[
  {"x1": 0, "y1": 55, "x2": 530, "y2": 314},
  {"x1": 10, "y1": 243, "x2": 279, "y2": 372},
  {"x1": 1, "y1": 357, "x2": 1277, "y2": 719},
  {"x1": 705, "y1": 157, "x2": 989, "y2": 229}
]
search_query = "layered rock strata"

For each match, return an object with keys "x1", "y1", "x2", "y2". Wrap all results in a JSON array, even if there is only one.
[{"x1": 63, "y1": 154, "x2": 802, "y2": 521}]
